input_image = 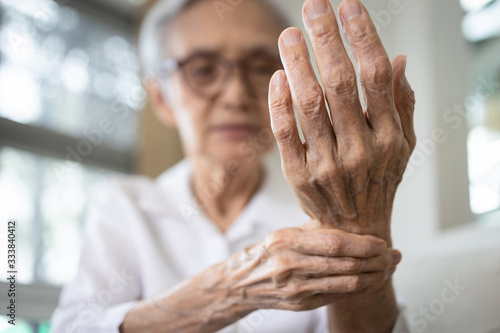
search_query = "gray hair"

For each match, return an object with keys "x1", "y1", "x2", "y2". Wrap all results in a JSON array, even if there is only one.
[{"x1": 138, "y1": 0, "x2": 291, "y2": 79}]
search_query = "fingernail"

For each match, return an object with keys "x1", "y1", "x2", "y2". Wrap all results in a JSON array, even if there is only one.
[
  {"x1": 282, "y1": 29, "x2": 301, "y2": 45},
  {"x1": 400, "y1": 56, "x2": 408, "y2": 83},
  {"x1": 306, "y1": 0, "x2": 328, "y2": 19},
  {"x1": 272, "y1": 71, "x2": 286, "y2": 86},
  {"x1": 392, "y1": 252, "x2": 401, "y2": 264},
  {"x1": 376, "y1": 244, "x2": 386, "y2": 255},
  {"x1": 342, "y1": 0, "x2": 363, "y2": 20}
]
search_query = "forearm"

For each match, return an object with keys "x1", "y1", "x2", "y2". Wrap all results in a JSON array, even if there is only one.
[
  {"x1": 119, "y1": 262, "x2": 254, "y2": 333},
  {"x1": 327, "y1": 279, "x2": 399, "y2": 333},
  {"x1": 325, "y1": 192, "x2": 399, "y2": 331}
]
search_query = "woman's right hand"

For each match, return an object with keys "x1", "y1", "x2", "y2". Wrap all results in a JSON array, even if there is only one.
[
  {"x1": 120, "y1": 223, "x2": 400, "y2": 333},
  {"x1": 221, "y1": 222, "x2": 401, "y2": 312}
]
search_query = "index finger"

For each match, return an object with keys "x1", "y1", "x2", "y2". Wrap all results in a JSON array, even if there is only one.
[
  {"x1": 293, "y1": 228, "x2": 387, "y2": 258},
  {"x1": 338, "y1": 0, "x2": 400, "y2": 130},
  {"x1": 302, "y1": 0, "x2": 366, "y2": 145}
]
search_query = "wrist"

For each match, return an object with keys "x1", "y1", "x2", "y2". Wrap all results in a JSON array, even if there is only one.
[
  {"x1": 121, "y1": 262, "x2": 257, "y2": 333},
  {"x1": 314, "y1": 219, "x2": 393, "y2": 247},
  {"x1": 327, "y1": 279, "x2": 398, "y2": 333},
  {"x1": 339, "y1": 192, "x2": 395, "y2": 246},
  {"x1": 340, "y1": 224, "x2": 392, "y2": 247}
]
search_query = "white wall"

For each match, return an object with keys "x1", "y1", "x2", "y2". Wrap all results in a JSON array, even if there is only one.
[
  {"x1": 368, "y1": 0, "x2": 463, "y2": 255},
  {"x1": 270, "y1": 0, "x2": 500, "y2": 258},
  {"x1": 366, "y1": 0, "x2": 500, "y2": 257}
]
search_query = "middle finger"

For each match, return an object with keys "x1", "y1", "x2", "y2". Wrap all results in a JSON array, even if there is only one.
[
  {"x1": 292, "y1": 251, "x2": 394, "y2": 279},
  {"x1": 338, "y1": 0, "x2": 400, "y2": 131},
  {"x1": 278, "y1": 28, "x2": 335, "y2": 153},
  {"x1": 302, "y1": 0, "x2": 367, "y2": 146}
]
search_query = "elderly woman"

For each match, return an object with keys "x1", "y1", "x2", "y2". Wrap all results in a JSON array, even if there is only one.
[{"x1": 52, "y1": 0, "x2": 416, "y2": 332}]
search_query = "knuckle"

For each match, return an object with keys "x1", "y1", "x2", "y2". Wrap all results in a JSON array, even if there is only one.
[
  {"x1": 341, "y1": 258, "x2": 362, "y2": 272},
  {"x1": 264, "y1": 231, "x2": 279, "y2": 251},
  {"x1": 284, "y1": 282, "x2": 303, "y2": 300},
  {"x1": 363, "y1": 58, "x2": 393, "y2": 89},
  {"x1": 272, "y1": 262, "x2": 293, "y2": 286},
  {"x1": 324, "y1": 71, "x2": 358, "y2": 100},
  {"x1": 315, "y1": 164, "x2": 335, "y2": 184},
  {"x1": 326, "y1": 234, "x2": 343, "y2": 255},
  {"x1": 349, "y1": 23, "x2": 371, "y2": 46},
  {"x1": 344, "y1": 275, "x2": 362, "y2": 291},
  {"x1": 295, "y1": 87, "x2": 324, "y2": 117},
  {"x1": 406, "y1": 86, "x2": 416, "y2": 106},
  {"x1": 343, "y1": 146, "x2": 370, "y2": 170},
  {"x1": 377, "y1": 129, "x2": 403, "y2": 152},
  {"x1": 311, "y1": 25, "x2": 339, "y2": 48},
  {"x1": 264, "y1": 230, "x2": 285, "y2": 251},
  {"x1": 273, "y1": 121, "x2": 296, "y2": 144},
  {"x1": 293, "y1": 175, "x2": 311, "y2": 193},
  {"x1": 284, "y1": 52, "x2": 305, "y2": 70},
  {"x1": 269, "y1": 94, "x2": 291, "y2": 112},
  {"x1": 264, "y1": 228, "x2": 297, "y2": 252},
  {"x1": 288, "y1": 301, "x2": 307, "y2": 312},
  {"x1": 273, "y1": 255, "x2": 291, "y2": 269},
  {"x1": 283, "y1": 166, "x2": 306, "y2": 186},
  {"x1": 409, "y1": 134, "x2": 417, "y2": 152}
]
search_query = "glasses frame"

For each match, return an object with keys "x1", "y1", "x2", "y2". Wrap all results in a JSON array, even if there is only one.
[{"x1": 156, "y1": 50, "x2": 283, "y2": 99}]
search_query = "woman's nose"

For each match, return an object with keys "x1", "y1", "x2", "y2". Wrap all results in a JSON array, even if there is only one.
[{"x1": 217, "y1": 67, "x2": 259, "y2": 107}]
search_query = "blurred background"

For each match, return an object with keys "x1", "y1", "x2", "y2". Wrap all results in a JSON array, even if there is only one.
[{"x1": 0, "y1": 0, "x2": 499, "y2": 332}]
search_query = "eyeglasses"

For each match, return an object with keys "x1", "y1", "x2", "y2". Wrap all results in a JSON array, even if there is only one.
[{"x1": 156, "y1": 50, "x2": 283, "y2": 99}]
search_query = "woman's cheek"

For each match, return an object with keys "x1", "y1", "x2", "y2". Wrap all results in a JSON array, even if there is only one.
[
  {"x1": 175, "y1": 108, "x2": 203, "y2": 155},
  {"x1": 172, "y1": 83, "x2": 208, "y2": 155}
]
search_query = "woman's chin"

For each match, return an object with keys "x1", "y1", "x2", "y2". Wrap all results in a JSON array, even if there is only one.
[{"x1": 208, "y1": 144, "x2": 269, "y2": 167}]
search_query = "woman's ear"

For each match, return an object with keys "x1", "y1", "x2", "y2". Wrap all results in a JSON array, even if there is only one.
[{"x1": 146, "y1": 80, "x2": 177, "y2": 127}]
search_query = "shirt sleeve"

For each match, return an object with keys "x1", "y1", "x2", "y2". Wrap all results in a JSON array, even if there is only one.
[
  {"x1": 51, "y1": 183, "x2": 142, "y2": 333},
  {"x1": 312, "y1": 303, "x2": 410, "y2": 333}
]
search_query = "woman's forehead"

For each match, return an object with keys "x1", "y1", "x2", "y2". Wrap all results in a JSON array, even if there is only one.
[
  {"x1": 166, "y1": 35, "x2": 280, "y2": 59},
  {"x1": 164, "y1": 0, "x2": 282, "y2": 59}
]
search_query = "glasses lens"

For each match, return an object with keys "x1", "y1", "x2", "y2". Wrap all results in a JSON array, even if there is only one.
[
  {"x1": 246, "y1": 56, "x2": 282, "y2": 94},
  {"x1": 183, "y1": 55, "x2": 225, "y2": 96},
  {"x1": 179, "y1": 52, "x2": 282, "y2": 98}
]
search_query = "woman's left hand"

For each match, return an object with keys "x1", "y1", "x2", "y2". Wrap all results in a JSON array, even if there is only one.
[{"x1": 268, "y1": 0, "x2": 416, "y2": 244}]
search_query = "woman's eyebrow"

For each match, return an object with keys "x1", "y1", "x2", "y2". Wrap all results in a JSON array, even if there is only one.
[
  {"x1": 242, "y1": 45, "x2": 279, "y2": 56},
  {"x1": 181, "y1": 47, "x2": 223, "y2": 57},
  {"x1": 176, "y1": 46, "x2": 279, "y2": 61}
]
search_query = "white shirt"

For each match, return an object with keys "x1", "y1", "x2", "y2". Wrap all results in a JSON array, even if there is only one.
[{"x1": 51, "y1": 157, "x2": 409, "y2": 333}]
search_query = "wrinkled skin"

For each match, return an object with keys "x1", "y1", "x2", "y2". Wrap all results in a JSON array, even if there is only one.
[
  {"x1": 120, "y1": 0, "x2": 415, "y2": 332},
  {"x1": 268, "y1": 0, "x2": 416, "y2": 245},
  {"x1": 223, "y1": 225, "x2": 399, "y2": 311},
  {"x1": 122, "y1": 226, "x2": 399, "y2": 333}
]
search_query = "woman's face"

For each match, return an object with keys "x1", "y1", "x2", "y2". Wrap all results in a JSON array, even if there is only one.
[{"x1": 153, "y1": 0, "x2": 284, "y2": 166}]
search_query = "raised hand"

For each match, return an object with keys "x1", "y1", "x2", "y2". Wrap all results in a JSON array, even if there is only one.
[{"x1": 268, "y1": 0, "x2": 416, "y2": 244}]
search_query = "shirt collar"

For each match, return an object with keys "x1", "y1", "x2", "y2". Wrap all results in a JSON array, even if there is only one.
[{"x1": 140, "y1": 153, "x2": 304, "y2": 238}]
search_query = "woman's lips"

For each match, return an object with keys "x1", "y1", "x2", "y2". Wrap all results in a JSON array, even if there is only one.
[{"x1": 212, "y1": 124, "x2": 259, "y2": 138}]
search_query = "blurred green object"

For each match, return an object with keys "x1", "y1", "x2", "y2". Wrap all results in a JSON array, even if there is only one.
[
  {"x1": 1, "y1": 319, "x2": 33, "y2": 332},
  {"x1": 38, "y1": 320, "x2": 51, "y2": 333},
  {"x1": 0, "y1": 317, "x2": 52, "y2": 332}
]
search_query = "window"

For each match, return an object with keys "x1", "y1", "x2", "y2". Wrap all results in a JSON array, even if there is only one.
[
  {"x1": 461, "y1": 0, "x2": 500, "y2": 215},
  {"x1": 0, "y1": 0, "x2": 144, "y2": 330},
  {"x1": 466, "y1": 51, "x2": 500, "y2": 215},
  {"x1": 0, "y1": 0, "x2": 144, "y2": 149},
  {"x1": 461, "y1": 0, "x2": 500, "y2": 42}
]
